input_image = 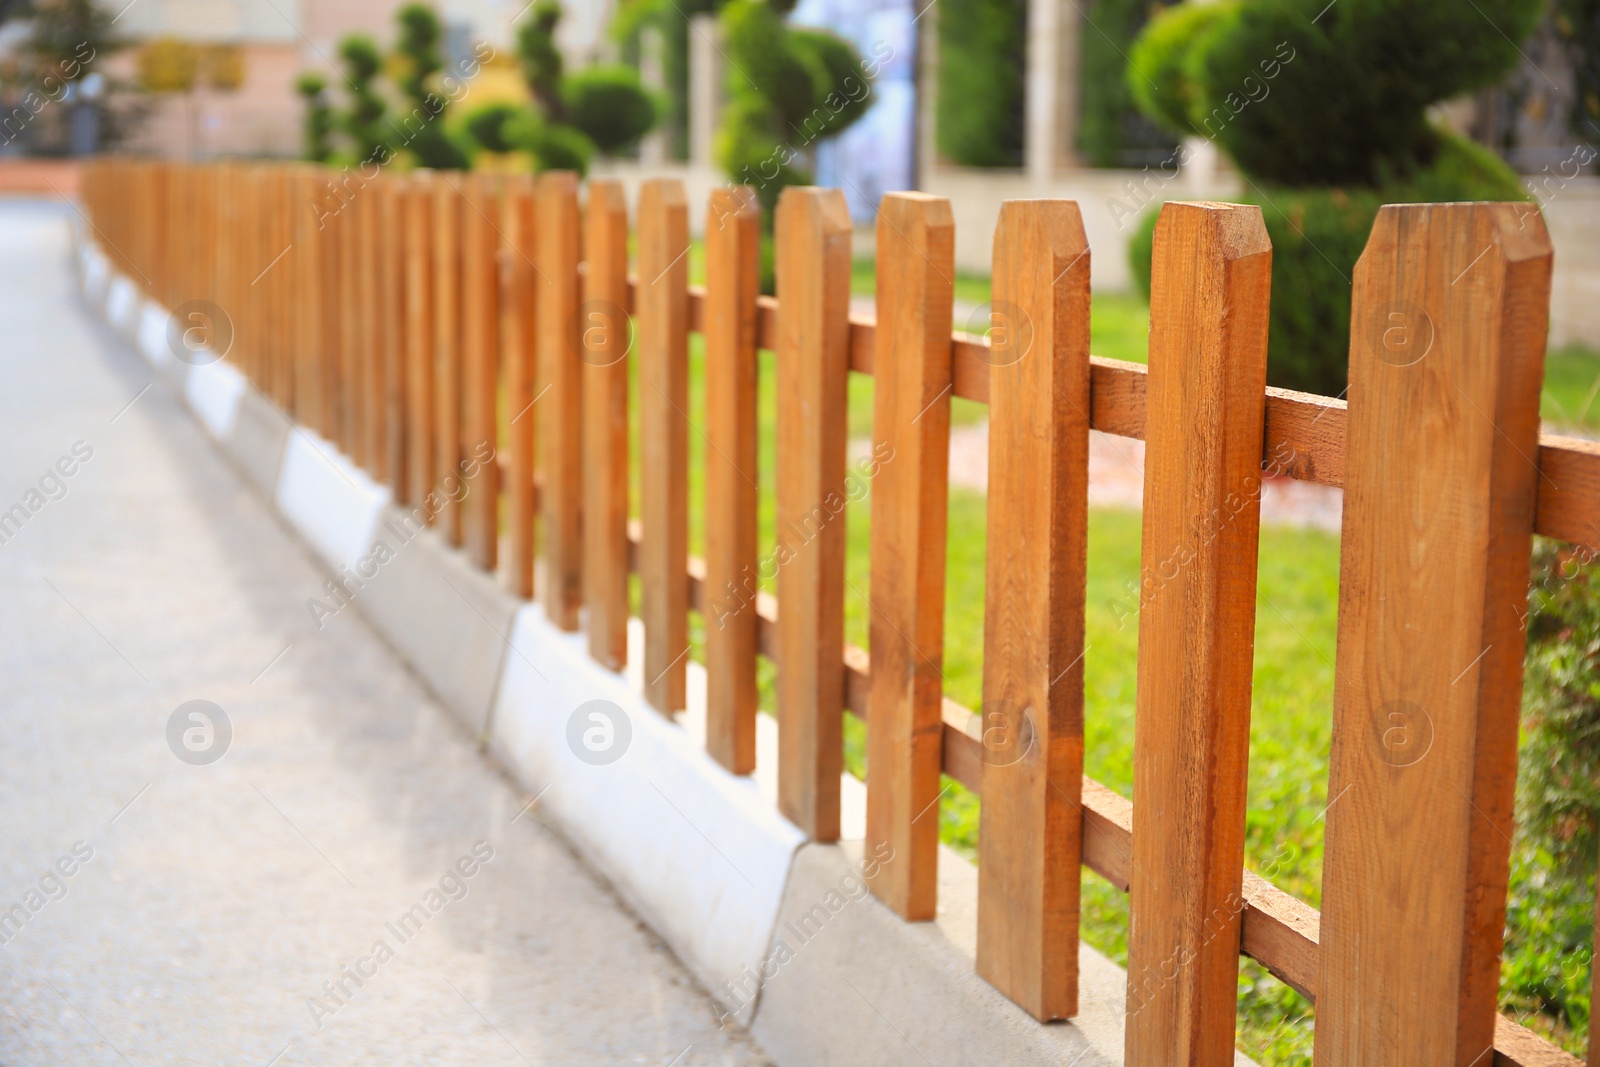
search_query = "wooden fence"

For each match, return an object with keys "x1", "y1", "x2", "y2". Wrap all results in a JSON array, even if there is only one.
[{"x1": 80, "y1": 158, "x2": 1600, "y2": 1067}]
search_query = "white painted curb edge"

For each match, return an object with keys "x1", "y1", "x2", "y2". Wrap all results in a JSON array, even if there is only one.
[{"x1": 490, "y1": 608, "x2": 804, "y2": 1021}]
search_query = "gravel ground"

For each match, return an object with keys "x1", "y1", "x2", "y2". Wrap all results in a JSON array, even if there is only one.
[{"x1": 0, "y1": 200, "x2": 770, "y2": 1067}]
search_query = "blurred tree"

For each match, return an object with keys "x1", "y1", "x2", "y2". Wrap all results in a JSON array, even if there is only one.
[
  {"x1": 936, "y1": 0, "x2": 1025, "y2": 166},
  {"x1": 295, "y1": 71, "x2": 333, "y2": 162},
  {"x1": 337, "y1": 34, "x2": 390, "y2": 165},
  {"x1": 392, "y1": 2, "x2": 469, "y2": 169},
  {"x1": 1557, "y1": 0, "x2": 1600, "y2": 140}
]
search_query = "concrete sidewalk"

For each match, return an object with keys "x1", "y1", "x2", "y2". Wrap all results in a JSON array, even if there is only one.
[{"x1": 0, "y1": 200, "x2": 770, "y2": 1065}]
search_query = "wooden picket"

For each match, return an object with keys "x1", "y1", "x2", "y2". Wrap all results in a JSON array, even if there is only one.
[
  {"x1": 637, "y1": 177, "x2": 691, "y2": 716},
  {"x1": 864, "y1": 191, "x2": 955, "y2": 921},
  {"x1": 582, "y1": 179, "x2": 631, "y2": 671},
  {"x1": 974, "y1": 199, "x2": 1092, "y2": 1022},
  {"x1": 79, "y1": 159, "x2": 1600, "y2": 1067},
  {"x1": 773, "y1": 186, "x2": 851, "y2": 842},
  {"x1": 1316, "y1": 203, "x2": 1552, "y2": 1065},
  {"x1": 702, "y1": 186, "x2": 761, "y2": 775}
]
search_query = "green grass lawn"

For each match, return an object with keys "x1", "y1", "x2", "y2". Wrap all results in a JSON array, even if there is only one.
[{"x1": 618, "y1": 259, "x2": 1595, "y2": 1063}]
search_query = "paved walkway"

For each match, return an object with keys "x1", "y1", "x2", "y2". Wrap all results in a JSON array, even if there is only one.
[{"x1": 0, "y1": 200, "x2": 769, "y2": 1066}]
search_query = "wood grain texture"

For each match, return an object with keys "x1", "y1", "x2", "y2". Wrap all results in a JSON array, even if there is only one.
[
  {"x1": 1315, "y1": 203, "x2": 1553, "y2": 1067},
  {"x1": 582, "y1": 179, "x2": 631, "y2": 669},
  {"x1": 774, "y1": 186, "x2": 852, "y2": 841},
  {"x1": 403, "y1": 174, "x2": 436, "y2": 515},
  {"x1": 318, "y1": 170, "x2": 344, "y2": 443},
  {"x1": 432, "y1": 178, "x2": 463, "y2": 546},
  {"x1": 377, "y1": 176, "x2": 407, "y2": 498},
  {"x1": 500, "y1": 174, "x2": 537, "y2": 598},
  {"x1": 1125, "y1": 201, "x2": 1272, "y2": 1067},
  {"x1": 1536, "y1": 435, "x2": 1600, "y2": 551},
  {"x1": 975, "y1": 200, "x2": 1091, "y2": 1021},
  {"x1": 637, "y1": 178, "x2": 691, "y2": 715},
  {"x1": 461, "y1": 173, "x2": 501, "y2": 573},
  {"x1": 864, "y1": 192, "x2": 954, "y2": 921},
  {"x1": 536, "y1": 172, "x2": 584, "y2": 629},
  {"x1": 295, "y1": 168, "x2": 325, "y2": 434},
  {"x1": 357, "y1": 181, "x2": 382, "y2": 472},
  {"x1": 702, "y1": 186, "x2": 762, "y2": 774}
]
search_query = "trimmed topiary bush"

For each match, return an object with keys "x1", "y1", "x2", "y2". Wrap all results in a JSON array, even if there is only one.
[
  {"x1": 336, "y1": 34, "x2": 389, "y2": 165},
  {"x1": 295, "y1": 71, "x2": 334, "y2": 163},
  {"x1": 1125, "y1": 0, "x2": 1540, "y2": 393},
  {"x1": 562, "y1": 64, "x2": 659, "y2": 154},
  {"x1": 484, "y1": 0, "x2": 654, "y2": 173},
  {"x1": 716, "y1": 0, "x2": 874, "y2": 219},
  {"x1": 392, "y1": 2, "x2": 471, "y2": 169}
]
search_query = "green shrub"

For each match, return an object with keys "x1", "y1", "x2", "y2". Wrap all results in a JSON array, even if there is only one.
[
  {"x1": 1126, "y1": 0, "x2": 1541, "y2": 393},
  {"x1": 463, "y1": 102, "x2": 523, "y2": 154},
  {"x1": 498, "y1": 0, "x2": 656, "y2": 171},
  {"x1": 295, "y1": 72, "x2": 333, "y2": 163},
  {"x1": 1129, "y1": 133, "x2": 1525, "y2": 394},
  {"x1": 1125, "y1": 1, "x2": 1237, "y2": 136},
  {"x1": 393, "y1": 2, "x2": 470, "y2": 169},
  {"x1": 1502, "y1": 538, "x2": 1600, "y2": 1053},
  {"x1": 563, "y1": 64, "x2": 659, "y2": 154},
  {"x1": 936, "y1": 0, "x2": 1025, "y2": 167},
  {"x1": 716, "y1": 0, "x2": 873, "y2": 225},
  {"x1": 1076, "y1": 0, "x2": 1185, "y2": 167},
  {"x1": 337, "y1": 34, "x2": 389, "y2": 164}
]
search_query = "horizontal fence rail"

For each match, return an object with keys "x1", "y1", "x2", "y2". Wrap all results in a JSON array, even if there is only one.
[{"x1": 80, "y1": 159, "x2": 1598, "y2": 1067}]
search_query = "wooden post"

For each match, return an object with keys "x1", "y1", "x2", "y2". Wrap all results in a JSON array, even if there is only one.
[
  {"x1": 975, "y1": 200, "x2": 1091, "y2": 1021},
  {"x1": 294, "y1": 167, "x2": 324, "y2": 435},
  {"x1": 637, "y1": 178, "x2": 691, "y2": 715},
  {"x1": 582, "y1": 179, "x2": 632, "y2": 669},
  {"x1": 379, "y1": 175, "x2": 408, "y2": 499},
  {"x1": 461, "y1": 173, "x2": 501, "y2": 573},
  {"x1": 501, "y1": 174, "x2": 538, "y2": 597},
  {"x1": 774, "y1": 186, "x2": 851, "y2": 841},
  {"x1": 536, "y1": 172, "x2": 584, "y2": 629},
  {"x1": 1125, "y1": 202, "x2": 1271, "y2": 1066},
  {"x1": 1314, "y1": 204, "x2": 1553, "y2": 1066},
  {"x1": 433, "y1": 177, "x2": 463, "y2": 546},
  {"x1": 702, "y1": 186, "x2": 761, "y2": 775},
  {"x1": 864, "y1": 192, "x2": 954, "y2": 920},
  {"x1": 354, "y1": 181, "x2": 379, "y2": 470},
  {"x1": 404, "y1": 174, "x2": 436, "y2": 514}
]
